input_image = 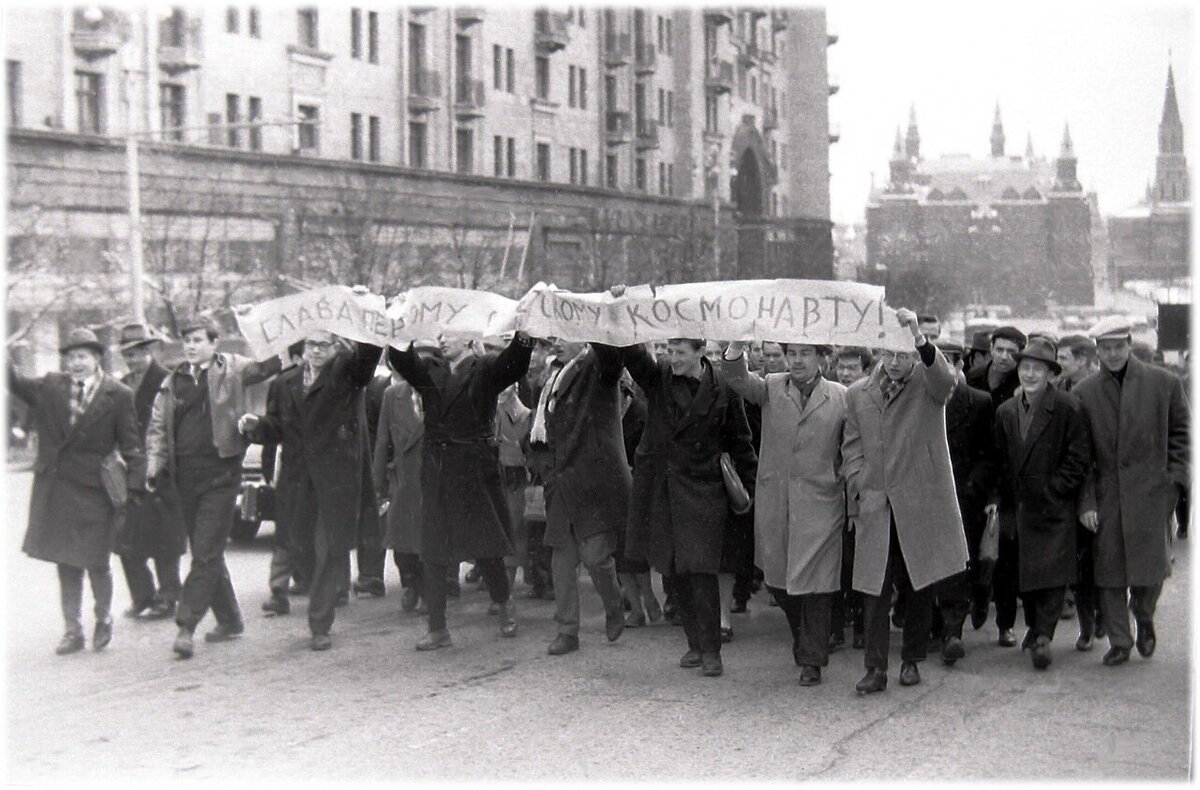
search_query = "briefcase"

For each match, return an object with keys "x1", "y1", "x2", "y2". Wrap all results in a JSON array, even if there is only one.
[
  {"x1": 100, "y1": 450, "x2": 127, "y2": 508},
  {"x1": 720, "y1": 452, "x2": 752, "y2": 515},
  {"x1": 977, "y1": 510, "x2": 1000, "y2": 586}
]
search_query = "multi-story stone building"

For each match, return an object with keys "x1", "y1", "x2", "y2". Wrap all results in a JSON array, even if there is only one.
[
  {"x1": 865, "y1": 104, "x2": 1094, "y2": 316},
  {"x1": 6, "y1": 5, "x2": 836, "y2": 356},
  {"x1": 1108, "y1": 63, "x2": 1190, "y2": 287}
]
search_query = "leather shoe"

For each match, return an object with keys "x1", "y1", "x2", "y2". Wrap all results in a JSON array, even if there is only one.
[
  {"x1": 1031, "y1": 637, "x2": 1052, "y2": 669},
  {"x1": 898, "y1": 661, "x2": 921, "y2": 686},
  {"x1": 701, "y1": 652, "x2": 723, "y2": 677},
  {"x1": 464, "y1": 565, "x2": 482, "y2": 583},
  {"x1": 1060, "y1": 597, "x2": 1076, "y2": 620},
  {"x1": 172, "y1": 629, "x2": 194, "y2": 659},
  {"x1": 1020, "y1": 629, "x2": 1037, "y2": 651},
  {"x1": 852, "y1": 632, "x2": 866, "y2": 649},
  {"x1": 56, "y1": 633, "x2": 85, "y2": 655},
  {"x1": 93, "y1": 617, "x2": 113, "y2": 651},
  {"x1": 145, "y1": 600, "x2": 175, "y2": 619},
  {"x1": 498, "y1": 598, "x2": 518, "y2": 637},
  {"x1": 352, "y1": 577, "x2": 385, "y2": 598},
  {"x1": 548, "y1": 634, "x2": 579, "y2": 655},
  {"x1": 1102, "y1": 646, "x2": 1131, "y2": 666},
  {"x1": 416, "y1": 629, "x2": 452, "y2": 651},
  {"x1": 204, "y1": 621, "x2": 245, "y2": 643},
  {"x1": 1135, "y1": 621, "x2": 1156, "y2": 657},
  {"x1": 941, "y1": 635, "x2": 965, "y2": 664},
  {"x1": 261, "y1": 595, "x2": 290, "y2": 616},
  {"x1": 856, "y1": 668, "x2": 887, "y2": 695},
  {"x1": 720, "y1": 626, "x2": 733, "y2": 644},
  {"x1": 731, "y1": 599, "x2": 748, "y2": 614},
  {"x1": 1075, "y1": 633, "x2": 1094, "y2": 652},
  {"x1": 970, "y1": 606, "x2": 988, "y2": 630},
  {"x1": 798, "y1": 665, "x2": 821, "y2": 686},
  {"x1": 311, "y1": 633, "x2": 332, "y2": 651},
  {"x1": 605, "y1": 610, "x2": 625, "y2": 642},
  {"x1": 624, "y1": 611, "x2": 647, "y2": 628},
  {"x1": 679, "y1": 649, "x2": 703, "y2": 668},
  {"x1": 401, "y1": 588, "x2": 420, "y2": 612},
  {"x1": 997, "y1": 628, "x2": 1016, "y2": 647}
]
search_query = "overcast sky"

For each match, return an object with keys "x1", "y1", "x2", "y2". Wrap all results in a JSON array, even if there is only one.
[{"x1": 826, "y1": 0, "x2": 1195, "y2": 224}]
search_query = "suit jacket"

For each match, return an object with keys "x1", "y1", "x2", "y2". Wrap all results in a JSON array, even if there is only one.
[
  {"x1": 119, "y1": 359, "x2": 184, "y2": 559},
  {"x1": 9, "y1": 368, "x2": 146, "y2": 568},
  {"x1": 842, "y1": 343, "x2": 968, "y2": 594},
  {"x1": 122, "y1": 360, "x2": 169, "y2": 444},
  {"x1": 946, "y1": 371, "x2": 997, "y2": 524},
  {"x1": 374, "y1": 380, "x2": 424, "y2": 553},
  {"x1": 1075, "y1": 357, "x2": 1190, "y2": 586},
  {"x1": 994, "y1": 384, "x2": 1092, "y2": 591},
  {"x1": 622, "y1": 346, "x2": 757, "y2": 575}
]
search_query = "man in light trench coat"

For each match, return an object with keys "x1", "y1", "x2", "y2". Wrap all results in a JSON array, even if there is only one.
[
  {"x1": 841, "y1": 308, "x2": 968, "y2": 695},
  {"x1": 722, "y1": 339, "x2": 847, "y2": 687}
]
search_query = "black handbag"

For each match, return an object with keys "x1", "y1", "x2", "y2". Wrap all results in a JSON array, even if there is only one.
[{"x1": 720, "y1": 452, "x2": 752, "y2": 515}]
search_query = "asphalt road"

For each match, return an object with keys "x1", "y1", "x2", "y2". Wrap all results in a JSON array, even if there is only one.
[{"x1": 4, "y1": 470, "x2": 1192, "y2": 782}]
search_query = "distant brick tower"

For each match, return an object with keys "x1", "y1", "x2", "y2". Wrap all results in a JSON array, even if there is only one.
[
  {"x1": 904, "y1": 103, "x2": 920, "y2": 162},
  {"x1": 991, "y1": 102, "x2": 1006, "y2": 158},
  {"x1": 1153, "y1": 62, "x2": 1189, "y2": 203},
  {"x1": 1053, "y1": 123, "x2": 1081, "y2": 192}
]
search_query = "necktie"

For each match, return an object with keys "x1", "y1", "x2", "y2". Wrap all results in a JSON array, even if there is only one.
[{"x1": 70, "y1": 381, "x2": 85, "y2": 425}]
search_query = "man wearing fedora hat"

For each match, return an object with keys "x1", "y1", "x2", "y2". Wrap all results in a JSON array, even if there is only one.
[
  {"x1": 1074, "y1": 316, "x2": 1190, "y2": 666},
  {"x1": 991, "y1": 336, "x2": 1093, "y2": 669},
  {"x1": 145, "y1": 315, "x2": 282, "y2": 659},
  {"x1": 9, "y1": 327, "x2": 146, "y2": 654},
  {"x1": 116, "y1": 323, "x2": 183, "y2": 620}
]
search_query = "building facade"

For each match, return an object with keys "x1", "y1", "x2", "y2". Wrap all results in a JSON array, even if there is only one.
[
  {"x1": 865, "y1": 104, "x2": 1094, "y2": 316},
  {"x1": 6, "y1": 4, "x2": 837, "y2": 357},
  {"x1": 1107, "y1": 63, "x2": 1191, "y2": 287}
]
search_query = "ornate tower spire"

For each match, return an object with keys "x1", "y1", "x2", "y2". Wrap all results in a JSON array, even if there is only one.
[
  {"x1": 889, "y1": 125, "x2": 912, "y2": 191},
  {"x1": 1153, "y1": 60, "x2": 1188, "y2": 202},
  {"x1": 904, "y1": 103, "x2": 920, "y2": 162},
  {"x1": 1053, "y1": 123, "x2": 1081, "y2": 192},
  {"x1": 1025, "y1": 131, "x2": 1035, "y2": 160},
  {"x1": 990, "y1": 101, "x2": 1006, "y2": 157}
]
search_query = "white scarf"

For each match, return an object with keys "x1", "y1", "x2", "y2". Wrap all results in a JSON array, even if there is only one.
[{"x1": 529, "y1": 351, "x2": 583, "y2": 444}]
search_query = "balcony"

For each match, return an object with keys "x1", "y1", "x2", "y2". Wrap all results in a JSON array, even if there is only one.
[
  {"x1": 829, "y1": 122, "x2": 841, "y2": 144},
  {"x1": 739, "y1": 41, "x2": 760, "y2": 64},
  {"x1": 534, "y1": 10, "x2": 569, "y2": 53},
  {"x1": 635, "y1": 120, "x2": 659, "y2": 150},
  {"x1": 604, "y1": 32, "x2": 631, "y2": 67},
  {"x1": 408, "y1": 69, "x2": 442, "y2": 113},
  {"x1": 705, "y1": 58, "x2": 734, "y2": 93},
  {"x1": 634, "y1": 43, "x2": 656, "y2": 74},
  {"x1": 71, "y1": 9, "x2": 123, "y2": 59},
  {"x1": 454, "y1": 7, "x2": 484, "y2": 25},
  {"x1": 772, "y1": 10, "x2": 789, "y2": 31},
  {"x1": 749, "y1": 7, "x2": 769, "y2": 20},
  {"x1": 455, "y1": 78, "x2": 486, "y2": 117},
  {"x1": 605, "y1": 110, "x2": 631, "y2": 144},
  {"x1": 158, "y1": 44, "x2": 201, "y2": 74},
  {"x1": 828, "y1": 71, "x2": 840, "y2": 96},
  {"x1": 827, "y1": 25, "x2": 839, "y2": 45},
  {"x1": 763, "y1": 105, "x2": 778, "y2": 131},
  {"x1": 704, "y1": 7, "x2": 734, "y2": 25}
]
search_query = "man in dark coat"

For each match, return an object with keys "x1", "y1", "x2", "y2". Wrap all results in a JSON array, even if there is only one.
[
  {"x1": 621, "y1": 337, "x2": 758, "y2": 678},
  {"x1": 1076, "y1": 317, "x2": 1190, "y2": 666},
  {"x1": 241, "y1": 332, "x2": 382, "y2": 651},
  {"x1": 616, "y1": 371, "x2": 661, "y2": 626},
  {"x1": 389, "y1": 332, "x2": 534, "y2": 650},
  {"x1": 10, "y1": 328, "x2": 146, "y2": 654},
  {"x1": 528, "y1": 339, "x2": 629, "y2": 655},
  {"x1": 352, "y1": 369, "x2": 392, "y2": 598},
  {"x1": 115, "y1": 323, "x2": 183, "y2": 620},
  {"x1": 930, "y1": 339, "x2": 996, "y2": 663},
  {"x1": 992, "y1": 337, "x2": 1093, "y2": 669},
  {"x1": 966, "y1": 325, "x2": 1027, "y2": 647}
]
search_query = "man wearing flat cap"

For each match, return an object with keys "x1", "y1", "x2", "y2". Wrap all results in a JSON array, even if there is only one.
[
  {"x1": 146, "y1": 315, "x2": 282, "y2": 659},
  {"x1": 116, "y1": 323, "x2": 184, "y2": 620},
  {"x1": 1074, "y1": 317, "x2": 1190, "y2": 666},
  {"x1": 966, "y1": 324, "x2": 1027, "y2": 646},
  {"x1": 9, "y1": 328, "x2": 146, "y2": 654},
  {"x1": 991, "y1": 337, "x2": 1092, "y2": 670}
]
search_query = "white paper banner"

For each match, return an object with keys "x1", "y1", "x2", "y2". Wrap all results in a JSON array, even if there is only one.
[
  {"x1": 234, "y1": 285, "x2": 398, "y2": 358},
  {"x1": 385, "y1": 286, "x2": 518, "y2": 342}
]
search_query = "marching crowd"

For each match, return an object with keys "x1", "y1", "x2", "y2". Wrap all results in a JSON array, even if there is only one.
[{"x1": 9, "y1": 292, "x2": 1190, "y2": 695}]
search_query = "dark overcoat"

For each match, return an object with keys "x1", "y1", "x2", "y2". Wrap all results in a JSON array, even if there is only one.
[
  {"x1": 994, "y1": 384, "x2": 1093, "y2": 591},
  {"x1": 118, "y1": 360, "x2": 186, "y2": 559},
  {"x1": 541, "y1": 344, "x2": 632, "y2": 549},
  {"x1": 946, "y1": 372, "x2": 997, "y2": 543},
  {"x1": 622, "y1": 346, "x2": 757, "y2": 576},
  {"x1": 259, "y1": 366, "x2": 310, "y2": 555},
  {"x1": 1075, "y1": 358, "x2": 1190, "y2": 587},
  {"x1": 966, "y1": 361, "x2": 1020, "y2": 411},
  {"x1": 251, "y1": 342, "x2": 382, "y2": 553},
  {"x1": 9, "y1": 368, "x2": 146, "y2": 569},
  {"x1": 374, "y1": 380, "x2": 424, "y2": 554},
  {"x1": 389, "y1": 337, "x2": 533, "y2": 564}
]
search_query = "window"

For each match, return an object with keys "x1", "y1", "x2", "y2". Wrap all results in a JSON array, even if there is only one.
[
  {"x1": 659, "y1": 162, "x2": 665, "y2": 194},
  {"x1": 455, "y1": 35, "x2": 472, "y2": 102},
  {"x1": 408, "y1": 121, "x2": 426, "y2": 167},
  {"x1": 536, "y1": 142, "x2": 550, "y2": 181},
  {"x1": 493, "y1": 45, "x2": 502, "y2": 90},
  {"x1": 705, "y1": 94, "x2": 718, "y2": 133},
  {"x1": 657, "y1": 16, "x2": 664, "y2": 51},
  {"x1": 408, "y1": 24, "x2": 426, "y2": 91},
  {"x1": 605, "y1": 75, "x2": 616, "y2": 108},
  {"x1": 248, "y1": 7, "x2": 260, "y2": 37},
  {"x1": 580, "y1": 149, "x2": 588, "y2": 185},
  {"x1": 248, "y1": 96, "x2": 262, "y2": 150},
  {"x1": 368, "y1": 115, "x2": 380, "y2": 161},
  {"x1": 568, "y1": 66, "x2": 576, "y2": 108},
  {"x1": 456, "y1": 128, "x2": 473, "y2": 174},
  {"x1": 298, "y1": 8, "x2": 319, "y2": 49},
  {"x1": 505, "y1": 48, "x2": 514, "y2": 92},
  {"x1": 226, "y1": 93, "x2": 241, "y2": 147},
  {"x1": 158, "y1": 83, "x2": 183, "y2": 140},
  {"x1": 368, "y1": 11, "x2": 378, "y2": 63},
  {"x1": 569, "y1": 147, "x2": 578, "y2": 183},
  {"x1": 75, "y1": 71, "x2": 104, "y2": 134},
  {"x1": 665, "y1": 18, "x2": 672, "y2": 55},
  {"x1": 704, "y1": 23, "x2": 717, "y2": 59},
  {"x1": 351, "y1": 9, "x2": 362, "y2": 59},
  {"x1": 606, "y1": 154, "x2": 618, "y2": 188},
  {"x1": 506, "y1": 137, "x2": 515, "y2": 177},
  {"x1": 226, "y1": 7, "x2": 239, "y2": 33},
  {"x1": 351, "y1": 112, "x2": 363, "y2": 159},
  {"x1": 161, "y1": 8, "x2": 186, "y2": 47},
  {"x1": 658, "y1": 88, "x2": 664, "y2": 124},
  {"x1": 578, "y1": 8, "x2": 585, "y2": 27},
  {"x1": 635, "y1": 157, "x2": 646, "y2": 191},
  {"x1": 667, "y1": 90, "x2": 674, "y2": 127},
  {"x1": 578, "y1": 67, "x2": 587, "y2": 109},
  {"x1": 667, "y1": 163, "x2": 674, "y2": 196},
  {"x1": 535, "y1": 56, "x2": 550, "y2": 100},
  {"x1": 750, "y1": 75, "x2": 756, "y2": 104},
  {"x1": 634, "y1": 81, "x2": 646, "y2": 134},
  {"x1": 494, "y1": 135, "x2": 504, "y2": 176},
  {"x1": 7, "y1": 60, "x2": 21, "y2": 126},
  {"x1": 206, "y1": 113, "x2": 222, "y2": 145},
  {"x1": 297, "y1": 104, "x2": 319, "y2": 152}
]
